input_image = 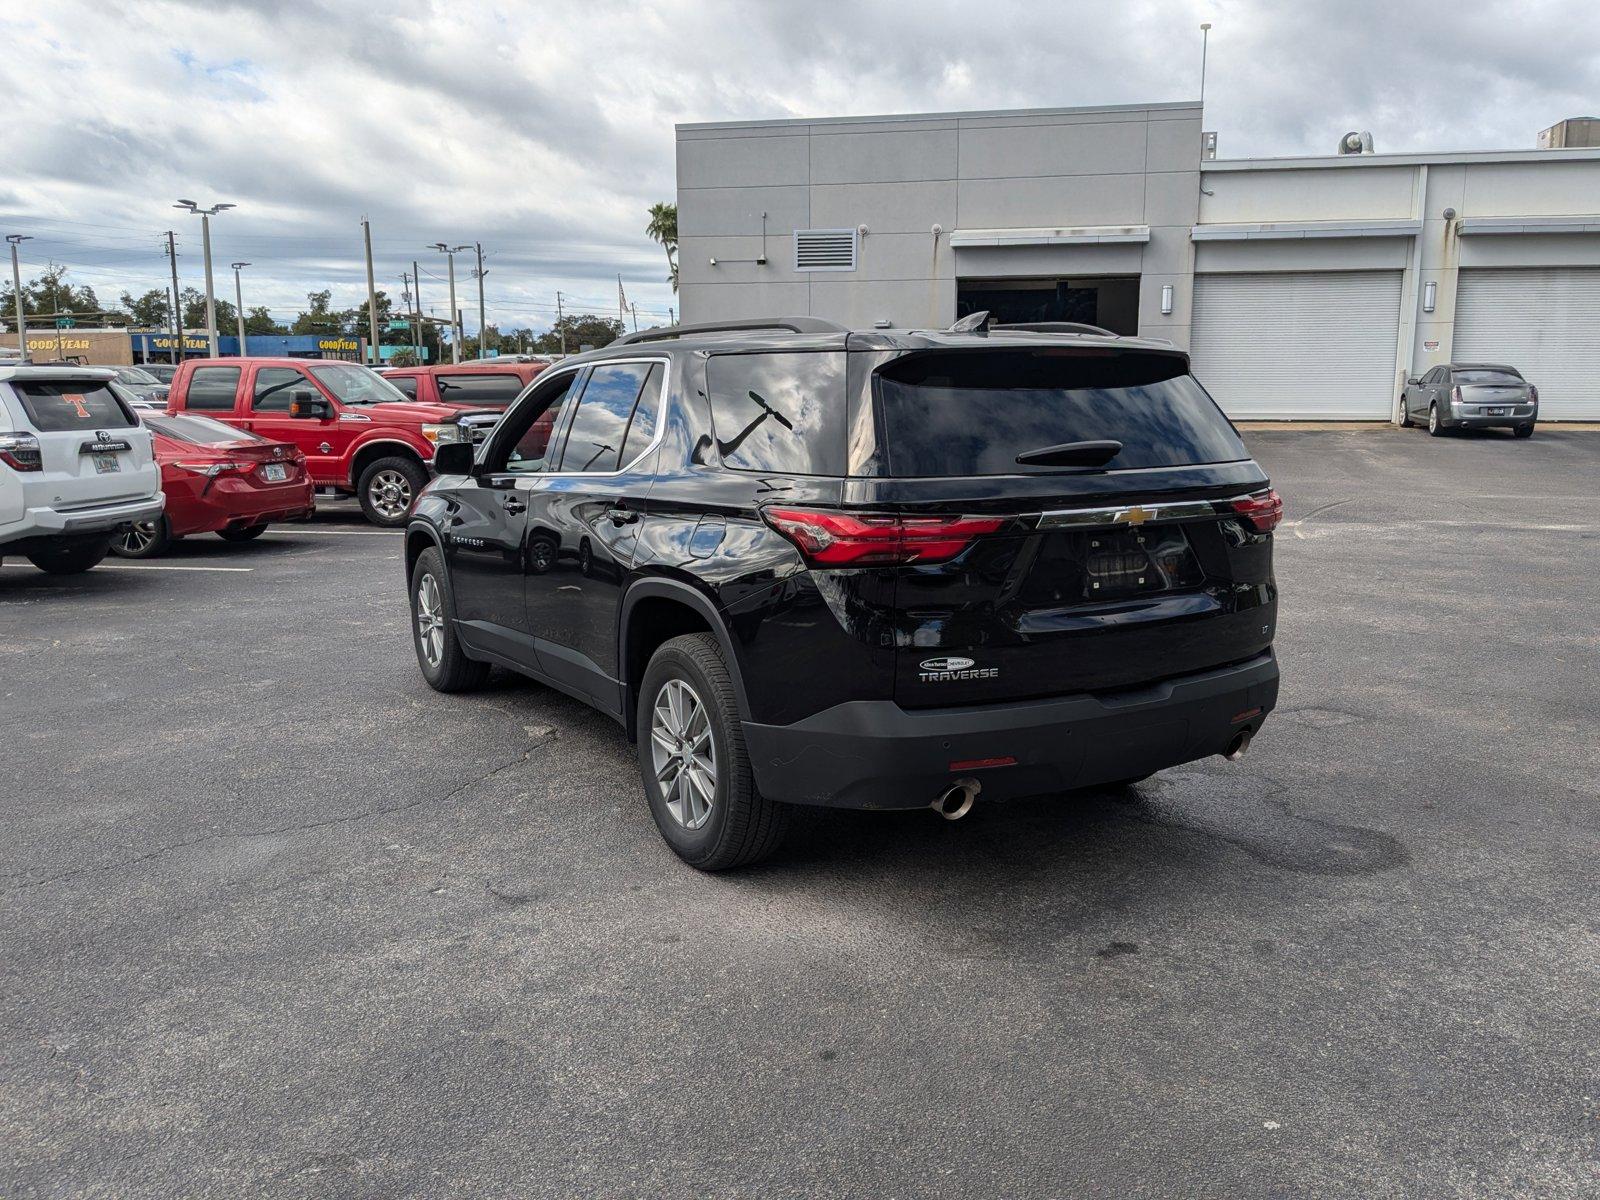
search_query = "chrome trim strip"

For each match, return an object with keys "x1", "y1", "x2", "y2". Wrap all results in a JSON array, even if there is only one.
[{"x1": 1035, "y1": 494, "x2": 1256, "y2": 530}]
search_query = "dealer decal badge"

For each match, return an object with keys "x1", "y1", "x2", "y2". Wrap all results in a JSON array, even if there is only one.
[{"x1": 919, "y1": 656, "x2": 999, "y2": 683}]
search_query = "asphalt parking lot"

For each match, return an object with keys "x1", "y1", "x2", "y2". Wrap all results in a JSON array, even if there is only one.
[{"x1": 4, "y1": 428, "x2": 1598, "y2": 1199}]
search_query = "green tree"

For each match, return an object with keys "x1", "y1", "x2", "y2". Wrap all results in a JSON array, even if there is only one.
[
  {"x1": 244, "y1": 306, "x2": 285, "y2": 335},
  {"x1": 178, "y1": 286, "x2": 237, "y2": 333},
  {"x1": 387, "y1": 348, "x2": 420, "y2": 367},
  {"x1": 2, "y1": 263, "x2": 106, "y2": 323},
  {"x1": 533, "y1": 313, "x2": 624, "y2": 355},
  {"x1": 291, "y1": 290, "x2": 337, "y2": 335},
  {"x1": 646, "y1": 201, "x2": 679, "y2": 292},
  {"x1": 120, "y1": 288, "x2": 173, "y2": 328}
]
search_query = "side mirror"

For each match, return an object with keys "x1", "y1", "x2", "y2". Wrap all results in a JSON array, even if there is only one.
[
  {"x1": 1405, "y1": 376, "x2": 1419, "y2": 386},
  {"x1": 434, "y1": 440, "x2": 476, "y2": 475},
  {"x1": 289, "y1": 390, "x2": 332, "y2": 419}
]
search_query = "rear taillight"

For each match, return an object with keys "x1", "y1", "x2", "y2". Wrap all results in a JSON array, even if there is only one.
[
  {"x1": 174, "y1": 460, "x2": 244, "y2": 478},
  {"x1": 0, "y1": 432, "x2": 42, "y2": 472},
  {"x1": 1229, "y1": 489, "x2": 1283, "y2": 533},
  {"x1": 1451, "y1": 385, "x2": 1463, "y2": 404},
  {"x1": 762, "y1": 508, "x2": 1004, "y2": 566},
  {"x1": 1529, "y1": 386, "x2": 1538, "y2": 404}
]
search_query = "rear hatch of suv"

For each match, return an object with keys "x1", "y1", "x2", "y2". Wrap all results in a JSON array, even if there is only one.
[
  {"x1": 1, "y1": 376, "x2": 155, "y2": 511},
  {"x1": 841, "y1": 345, "x2": 1278, "y2": 708}
]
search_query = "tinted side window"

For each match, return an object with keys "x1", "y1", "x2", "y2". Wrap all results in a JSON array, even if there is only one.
[
  {"x1": 187, "y1": 367, "x2": 241, "y2": 411},
  {"x1": 437, "y1": 373, "x2": 525, "y2": 403},
  {"x1": 556, "y1": 362, "x2": 654, "y2": 473},
  {"x1": 706, "y1": 351, "x2": 847, "y2": 476},
  {"x1": 252, "y1": 367, "x2": 307, "y2": 412},
  {"x1": 617, "y1": 363, "x2": 664, "y2": 467},
  {"x1": 388, "y1": 375, "x2": 419, "y2": 399},
  {"x1": 494, "y1": 373, "x2": 579, "y2": 474}
]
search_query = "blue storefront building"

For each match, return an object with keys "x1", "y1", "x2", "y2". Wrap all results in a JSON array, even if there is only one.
[{"x1": 127, "y1": 333, "x2": 433, "y2": 363}]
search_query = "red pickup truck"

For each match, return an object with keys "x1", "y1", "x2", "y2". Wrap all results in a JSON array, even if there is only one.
[{"x1": 166, "y1": 358, "x2": 517, "y2": 526}]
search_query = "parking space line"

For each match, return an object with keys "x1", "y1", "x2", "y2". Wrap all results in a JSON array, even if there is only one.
[
  {"x1": 261, "y1": 529, "x2": 398, "y2": 537},
  {"x1": 0, "y1": 562, "x2": 256, "y2": 573}
]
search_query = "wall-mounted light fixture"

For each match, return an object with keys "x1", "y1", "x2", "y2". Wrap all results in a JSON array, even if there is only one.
[
  {"x1": 1423, "y1": 280, "x2": 1437, "y2": 313},
  {"x1": 1160, "y1": 283, "x2": 1174, "y2": 315}
]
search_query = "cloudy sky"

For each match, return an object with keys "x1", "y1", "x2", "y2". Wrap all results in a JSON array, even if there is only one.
[{"x1": 3, "y1": 0, "x2": 1595, "y2": 336}]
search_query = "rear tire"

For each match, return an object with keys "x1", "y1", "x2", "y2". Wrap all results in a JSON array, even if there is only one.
[
  {"x1": 1428, "y1": 403, "x2": 1446, "y2": 437},
  {"x1": 357, "y1": 455, "x2": 428, "y2": 527},
  {"x1": 409, "y1": 547, "x2": 489, "y2": 692},
  {"x1": 217, "y1": 524, "x2": 267, "y2": 542},
  {"x1": 111, "y1": 516, "x2": 171, "y2": 559},
  {"x1": 27, "y1": 537, "x2": 111, "y2": 575},
  {"x1": 1514, "y1": 424, "x2": 1535, "y2": 439},
  {"x1": 636, "y1": 632, "x2": 789, "y2": 871}
]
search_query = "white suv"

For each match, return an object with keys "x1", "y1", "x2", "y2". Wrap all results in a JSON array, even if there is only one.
[{"x1": 0, "y1": 365, "x2": 164, "y2": 574}]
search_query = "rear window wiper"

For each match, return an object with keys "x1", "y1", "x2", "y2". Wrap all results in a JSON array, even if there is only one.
[{"x1": 1014, "y1": 439, "x2": 1123, "y2": 467}]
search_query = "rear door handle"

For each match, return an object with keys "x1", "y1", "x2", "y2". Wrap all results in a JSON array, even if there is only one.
[{"x1": 607, "y1": 504, "x2": 639, "y2": 526}]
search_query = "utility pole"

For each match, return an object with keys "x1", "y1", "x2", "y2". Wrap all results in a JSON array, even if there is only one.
[
  {"x1": 174, "y1": 199, "x2": 235, "y2": 357},
  {"x1": 164, "y1": 230, "x2": 182, "y2": 363},
  {"x1": 7, "y1": 234, "x2": 31, "y2": 361},
  {"x1": 231, "y1": 262, "x2": 249, "y2": 355},
  {"x1": 473, "y1": 242, "x2": 487, "y2": 359},
  {"x1": 555, "y1": 290, "x2": 566, "y2": 356},
  {"x1": 429, "y1": 243, "x2": 468, "y2": 364},
  {"x1": 669, "y1": 305, "x2": 676, "y2": 326},
  {"x1": 629, "y1": 302, "x2": 638, "y2": 333},
  {"x1": 362, "y1": 217, "x2": 380, "y2": 366},
  {"x1": 412, "y1": 259, "x2": 424, "y2": 362}
]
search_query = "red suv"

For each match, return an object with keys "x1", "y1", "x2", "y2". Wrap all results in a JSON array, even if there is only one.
[
  {"x1": 379, "y1": 361, "x2": 548, "y2": 409},
  {"x1": 166, "y1": 358, "x2": 517, "y2": 526}
]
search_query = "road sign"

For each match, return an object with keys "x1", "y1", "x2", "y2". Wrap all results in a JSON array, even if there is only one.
[
  {"x1": 387, "y1": 319, "x2": 409, "y2": 332},
  {"x1": 55, "y1": 316, "x2": 75, "y2": 329}
]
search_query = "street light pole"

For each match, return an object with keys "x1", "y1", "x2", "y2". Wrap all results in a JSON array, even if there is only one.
[
  {"x1": 362, "y1": 217, "x2": 380, "y2": 366},
  {"x1": 1199, "y1": 23, "x2": 1212, "y2": 108},
  {"x1": 174, "y1": 200, "x2": 235, "y2": 358},
  {"x1": 430, "y1": 243, "x2": 469, "y2": 364},
  {"x1": 231, "y1": 262, "x2": 250, "y2": 355},
  {"x1": 7, "y1": 234, "x2": 31, "y2": 362}
]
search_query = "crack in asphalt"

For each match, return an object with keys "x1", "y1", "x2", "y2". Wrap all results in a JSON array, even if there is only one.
[{"x1": 1, "y1": 731, "x2": 557, "y2": 896}]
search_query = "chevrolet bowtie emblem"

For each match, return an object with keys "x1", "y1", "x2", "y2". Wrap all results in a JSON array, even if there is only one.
[{"x1": 1115, "y1": 506, "x2": 1155, "y2": 526}]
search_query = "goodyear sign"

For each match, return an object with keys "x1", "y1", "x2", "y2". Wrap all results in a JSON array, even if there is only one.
[
  {"x1": 144, "y1": 333, "x2": 212, "y2": 352},
  {"x1": 317, "y1": 338, "x2": 360, "y2": 353}
]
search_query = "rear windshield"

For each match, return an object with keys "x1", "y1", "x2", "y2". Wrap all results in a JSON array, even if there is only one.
[
  {"x1": 436, "y1": 373, "x2": 527, "y2": 404},
  {"x1": 1454, "y1": 369, "x2": 1523, "y2": 385},
  {"x1": 10, "y1": 381, "x2": 136, "y2": 432},
  {"x1": 875, "y1": 350, "x2": 1246, "y2": 476},
  {"x1": 145, "y1": 412, "x2": 263, "y2": 445}
]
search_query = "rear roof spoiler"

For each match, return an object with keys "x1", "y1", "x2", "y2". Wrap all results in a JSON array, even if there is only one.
[{"x1": 614, "y1": 316, "x2": 850, "y2": 345}]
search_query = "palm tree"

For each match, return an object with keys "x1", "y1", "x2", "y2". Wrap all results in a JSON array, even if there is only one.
[{"x1": 646, "y1": 202, "x2": 678, "y2": 292}]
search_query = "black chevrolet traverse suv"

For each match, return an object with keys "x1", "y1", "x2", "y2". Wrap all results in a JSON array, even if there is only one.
[{"x1": 406, "y1": 316, "x2": 1280, "y2": 870}]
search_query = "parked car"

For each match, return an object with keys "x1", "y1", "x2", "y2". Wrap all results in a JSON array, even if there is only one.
[
  {"x1": 165, "y1": 357, "x2": 507, "y2": 526},
  {"x1": 112, "y1": 411, "x2": 314, "y2": 557},
  {"x1": 141, "y1": 363, "x2": 179, "y2": 385},
  {"x1": 404, "y1": 317, "x2": 1281, "y2": 870},
  {"x1": 1401, "y1": 363, "x2": 1538, "y2": 437},
  {"x1": 0, "y1": 364, "x2": 163, "y2": 573},
  {"x1": 379, "y1": 361, "x2": 546, "y2": 408},
  {"x1": 92, "y1": 365, "x2": 169, "y2": 408}
]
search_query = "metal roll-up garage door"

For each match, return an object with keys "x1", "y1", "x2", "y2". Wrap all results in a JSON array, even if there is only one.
[
  {"x1": 1454, "y1": 268, "x2": 1600, "y2": 421},
  {"x1": 1190, "y1": 271, "x2": 1402, "y2": 419}
]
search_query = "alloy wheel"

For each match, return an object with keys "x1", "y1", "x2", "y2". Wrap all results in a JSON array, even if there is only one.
[
  {"x1": 416, "y1": 573, "x2": 445, "y2": 668},
  {"x1": 370, "y1": 469, "x2": 413, "y2": 519},
  {"x1": 649, "y1": 678, "x2": 717, "y2": 830},
  {"x1": 117, "y1": 520, "x2": 158, "y2": 556}
]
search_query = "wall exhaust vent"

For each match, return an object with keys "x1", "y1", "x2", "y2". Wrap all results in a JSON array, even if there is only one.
[{"x1": 794, "y1": 228, "x2": 858, "y2": 272}]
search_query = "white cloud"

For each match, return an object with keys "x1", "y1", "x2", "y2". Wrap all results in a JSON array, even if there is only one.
[{"x1": 1, "y1": 0, "x2": 1595, "y2": 331}]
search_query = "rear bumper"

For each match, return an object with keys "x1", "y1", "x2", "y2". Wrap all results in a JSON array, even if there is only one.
[
  {"x1": 1448, "y1": 407, "x2": 1536, "y2": 428},
  {"x1": 742, "y1": 651, "x2": 1280, "y2": 810},
  {"x1": 0, "y1": 493, "x2": 165, "y2": 546},
  {"x1": 172, "y1": 481, "x2": 316, "y2": 537}
]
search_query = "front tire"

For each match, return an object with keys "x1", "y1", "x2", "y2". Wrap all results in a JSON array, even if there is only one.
[
  {"x1": 27, "y1": 536, "x2": 111, "y2": 575},
  {"x1": 1428, "y1": 403, "x2": 1446, "y2": 437},
  {"x1": 112, "y1": 516, "x2": 171, "y2": 559},
  {"x1": 357, "y1": 455, "x2": 428, "y2": 527},
  {"x1": 217, "y1": 524, "x2": 267, "y2": 542},
  {"x1": 636, "y1": 633, "x2": 788, "y2": 871},
  {"x1": 409, "y1": 547, "x2": 490, "y2": 692},
  {"x1": 1398, "y1": 399, "x2": 1413, "y2": 428}
]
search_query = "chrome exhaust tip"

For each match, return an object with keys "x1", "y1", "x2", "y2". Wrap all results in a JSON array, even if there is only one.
[
  {"x1": 1223, "y1": 730, "x2": 1253, "y2": 762},
  {"x1": 932, "y1": 778, "x2": 981, "y2": 821}
]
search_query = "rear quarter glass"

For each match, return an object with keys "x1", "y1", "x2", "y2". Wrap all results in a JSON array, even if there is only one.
[
  {"x1": 874, "y1": 349, "x2": 1246, "y2": 477},
  {"x1": 706, "y1": 351, "x2": 848, "y2": 476},
  {"x1": 11, "y1": 382, "x2": 136, "y2": 431}
]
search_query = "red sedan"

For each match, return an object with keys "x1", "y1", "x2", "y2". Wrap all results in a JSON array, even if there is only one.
[{"x1": 112, "y1": 412, "x2": 315, "y2": 557}]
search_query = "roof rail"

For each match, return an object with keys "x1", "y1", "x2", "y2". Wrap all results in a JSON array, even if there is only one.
[
  {"x1": 991, "y1": 321, "x2": 1118, "y2": 337},
  {"x1": 613, "y1": 316, "x2": 850, "y2": 345}
]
